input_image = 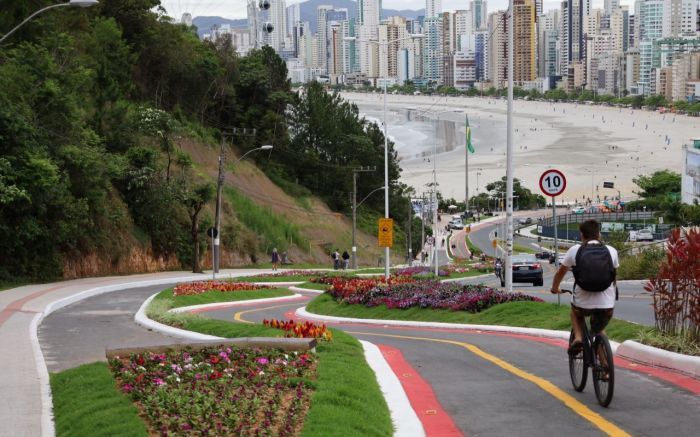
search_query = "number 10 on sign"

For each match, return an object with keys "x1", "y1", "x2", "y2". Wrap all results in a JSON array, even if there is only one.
[{"x1": 539, "y1": 169, "x2": 567, "y2": 305}]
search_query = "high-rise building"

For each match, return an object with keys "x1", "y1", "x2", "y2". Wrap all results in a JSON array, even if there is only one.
[
  {"x1": 514, "y1": 0, "x2": 537, "y2": 83},
  {"x1": 379, "y1": 16, "x2": 408, "y2": 79},
  {"x1": 474, "y1": 30, "x2": 488, "y2": 80},
  {"x1": 662, "y1": 0, "x2": 697, "y2": 37},
  {"x1": 470, "y1": 0, "x2": 488, "y2": 30},
  {"x1": 454, "y1": 10, "x2": 474, "y2": 52},
  {"x1": 316, "y1": 5, "x2": 333, "y2": 72},
  {"x1": 358, "y1": 0, "x2": 381, "y2": 26},
  {"x1": 539, "y1": 9, "x2": 560, "y2": 76},
  {"x1": 286, "y1": 3, "x2": 301, "y2": 37},
  {"x1": 426, "y1": 0, "x2": 443, "y2": 18},
  {"x1": 605, "y1": 0, "x2": 621, "y2": 15},
  {"x1": 423, "y1": 16, "x2": 444, "y2": 84},
  {"x1": 487, "y1": 11, "x2": 507, "y2": 87},
  {"x1": 639, "y1": 0, "x2": 664, "y2": 95},
  {"x1": 269, "y1": 0, "x2": 287, "y2": 52},
  {"x1": 560, "y1": 0, "x2": 591, "y2": 75}
]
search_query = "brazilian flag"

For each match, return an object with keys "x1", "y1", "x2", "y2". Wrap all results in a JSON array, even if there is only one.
[{"x1": 466, "y1": 115, "x2": 475, "y2": 154}]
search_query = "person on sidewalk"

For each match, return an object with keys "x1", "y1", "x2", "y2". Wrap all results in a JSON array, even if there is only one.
[
  {"x1": 271, "y1": 248, "x2": 280, "y2": 271},
  {"x1": 332, "y1": 249, "x2": 340, "y2": 270},
  {"x1": 341, "y1": 250, "x2": 350, "y2": 270},
  {"x1": 550, "y1": 219, "x2": 619, "y2": 356}
]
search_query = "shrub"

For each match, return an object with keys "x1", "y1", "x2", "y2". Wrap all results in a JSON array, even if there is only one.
[
  {"x1": 645, "y1": 228, "x2": 700, "y2": 343},
  {"x1": 617, "y1": 246, "x2": 665, "y2": 280}
]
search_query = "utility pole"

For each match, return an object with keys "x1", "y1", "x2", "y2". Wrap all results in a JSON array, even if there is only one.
[
  {"x1": 505, "y1": 2, "x2": 515, "y2": 293},
  {"x1": 351, "y1": 166, "x2": 376, "y2": 269},
  {"x1": 421, "y1": 192, "x2": 426, "y2": 265},
  {"x1": 407, "y1": 199, "x2": 413, "y2": 265},
  {"x1": 465, "y1": 114, "x2": 470, "y2": 217},
  {"x1": 213, "y1": 138, "x2": 228, "y2": 275}
]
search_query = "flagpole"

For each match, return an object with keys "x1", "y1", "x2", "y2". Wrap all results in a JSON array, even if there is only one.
[{"x1": 465, "y1": 114, "x2": 469, "y2": 217}]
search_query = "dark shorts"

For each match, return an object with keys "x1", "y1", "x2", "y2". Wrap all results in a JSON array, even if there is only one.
[{"x1": 571, "y1": 305, "x2": 613, "y2": 334}]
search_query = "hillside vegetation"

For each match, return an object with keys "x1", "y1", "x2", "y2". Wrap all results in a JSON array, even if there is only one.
[{"x1": 0, "y1": 0, "x2": 422, "y2": 281}]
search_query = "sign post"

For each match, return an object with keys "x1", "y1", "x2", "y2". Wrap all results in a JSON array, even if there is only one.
[
  {"x1": 378, "y1": 218, "x2": 394, "y2": 248},
  {"x1": 539, "y1": 169, "x2": 567, "y2": 305}
]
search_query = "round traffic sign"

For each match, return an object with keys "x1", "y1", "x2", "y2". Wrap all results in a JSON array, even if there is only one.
[
  {"x1": 539, "y1": 169, "x2": 567, "y2": 197},
  {"x1": 207, "y1": 227, "x2": 218, "y2": 238}
]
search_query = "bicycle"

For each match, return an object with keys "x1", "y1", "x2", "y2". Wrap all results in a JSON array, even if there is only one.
[{"x1": 562, "y1": 290, "x2": 615, "y2": 407}]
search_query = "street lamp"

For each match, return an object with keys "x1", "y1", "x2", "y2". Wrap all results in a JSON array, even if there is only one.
[
  {"x1": 352, "y1": 186, "x2": 385, "y2": 269},
  {"x1": 0, "y1": 1, "x2": 99, "y2": 44},
  {"x1": 345, "y1": 33, "x2": 424, "y2": 279},
  {"x1": 213, "y1": 145, "x2": 273, "y2": 276}
]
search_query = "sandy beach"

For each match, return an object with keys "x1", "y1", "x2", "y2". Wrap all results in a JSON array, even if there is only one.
[{"x1": 342, "y1": 92, "x2": 693, "y2": 204}]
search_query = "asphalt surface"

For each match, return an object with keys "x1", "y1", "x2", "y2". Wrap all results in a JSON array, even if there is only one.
[
  {"x1": 454, "y1": 215, "x2": 656, "y2": 326},
  {"x1": 38, "y1": 283, "x2": 699, "y2": 436},
  {"x1": 38, "y1": 284, "x2": 182, "y2": 372}
]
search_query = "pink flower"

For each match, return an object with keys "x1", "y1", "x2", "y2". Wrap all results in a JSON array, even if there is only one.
[
  {"x1": 153, "y1": 378, "x2": 166, "y2": 386},
  {"x1": 256, "y1": 357, "x2": 269, "y2": 365}
]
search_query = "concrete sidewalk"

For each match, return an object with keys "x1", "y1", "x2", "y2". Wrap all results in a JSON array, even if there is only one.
[{"x1": 0, "y1": 269, "x2": 271, "y2": 437}]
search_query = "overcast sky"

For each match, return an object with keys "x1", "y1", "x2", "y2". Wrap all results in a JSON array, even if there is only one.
[{"x1": 159, "y1": 1, "x2": 633, "y2": 20}]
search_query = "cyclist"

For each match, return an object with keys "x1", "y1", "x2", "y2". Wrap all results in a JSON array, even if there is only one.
[{"x1": 550, "y1": 219, "x2": 619, "y2": 356}]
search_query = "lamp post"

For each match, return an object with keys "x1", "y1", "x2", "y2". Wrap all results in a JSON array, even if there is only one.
[
  {"x1": 213, "y1": 145, "x2": 273, "y2": 276},
  {"x1": 0, "y1": 0, "x2": 99, "y2": 44},
  {"x1": 345, "y1": 33, "x2": 423, "y2": 279},
  {"x1": 505, "y1": 0, "x2": 515, "y2": 293},
  {"x1": 351, "y1": 184, "x2": 383, "y2": 270}
]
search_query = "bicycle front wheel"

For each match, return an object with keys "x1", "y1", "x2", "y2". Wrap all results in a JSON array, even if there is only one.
[
  {"x1": 592, "y1": 335, "x2": 615, "y2": 407},
  {"x1": 568, "y1": 330, "x2": 587, "y2": 392}
]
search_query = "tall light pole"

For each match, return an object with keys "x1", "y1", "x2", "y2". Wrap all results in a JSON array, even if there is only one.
[
  {"x1": 346, "y1": 33, "x2": 423, "y2": 279},
  {"x1": 0, "y1": 0, "x2": 99, "y2": 44},
  {"x1": 505, "y1": 2, "x2": 515, "y2": 292},
  {"x1": 351, "y1": 167, "x2": 377, "y2": 269},
  {"x1": 213, "y1": 145, "x2": 273, "y2": 276}
]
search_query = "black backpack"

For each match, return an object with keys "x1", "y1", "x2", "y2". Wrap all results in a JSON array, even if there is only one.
[{"x1": 572, "y1": 243, "x2": 616, "y2": 292}]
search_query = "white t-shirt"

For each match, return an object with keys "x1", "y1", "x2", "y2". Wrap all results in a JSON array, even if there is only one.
[{"x1": 562, "y1": 241, "x2": 619, "y2": 309}]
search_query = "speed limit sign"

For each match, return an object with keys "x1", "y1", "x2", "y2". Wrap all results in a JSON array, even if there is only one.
[{"x1": 539, "y1": 169, "x2": 567, "y2": 197}]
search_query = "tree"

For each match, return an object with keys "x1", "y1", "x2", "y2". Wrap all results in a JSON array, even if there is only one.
[
  {"x1": 633, "y1": 170, "x2": 681, "y2": 199},
  {"x1": 184, "y1": 183, "x2": 214, "y2": 273},
  {"x1": 485, "y1": 177, "x2": 546, "y2": 210}
]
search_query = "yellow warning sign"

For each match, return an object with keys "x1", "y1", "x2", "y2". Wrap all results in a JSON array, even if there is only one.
[
  {"x1": 378, "y1": 218, "x2": 394, "y2": 248},
  {"x1": 465, "y1": 225, "x2": 471, "y2": 234},
  {"x1": 492, "y1": 239, "x2": 498, "y2": 249}
]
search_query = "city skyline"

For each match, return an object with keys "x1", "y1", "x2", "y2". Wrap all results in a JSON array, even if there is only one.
[{"x1": 159, "y1": 0, "x2": 636, "y2": 20}]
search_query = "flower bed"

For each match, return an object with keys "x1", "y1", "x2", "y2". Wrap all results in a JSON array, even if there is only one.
[
  {"x1": 251, "y1": 270, "x2": 325, "y2": 278},
  {"x1": 327, "y1": 277, "x2": 542, "y2": 313},
  {"x1": 109, "y1": 346, "x2": 316, "y2": 435},
  {"x1": 264, "y1": 319, "x2": 333, "y2": 342},
  {"x1": 172, "y1": 281, "x2": 270, "y2": 297}
]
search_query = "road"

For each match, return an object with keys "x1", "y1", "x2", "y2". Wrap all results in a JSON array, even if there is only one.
[
  {"x1": 38, "y1": 282, "x2": 699, "y2": 436},
  {"x1": 451, "y1": 214, "x2": 656, "y2": 326}
]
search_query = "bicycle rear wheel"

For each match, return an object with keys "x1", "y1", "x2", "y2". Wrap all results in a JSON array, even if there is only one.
[
  {"x1": 568, "y1": 330, "x2": 587, "y2": 392},
  {"x1": 592, "y1": 335, "x2": 615, "y2": 407}
]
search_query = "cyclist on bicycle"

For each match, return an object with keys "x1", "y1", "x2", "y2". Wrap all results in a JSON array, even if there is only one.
[{"x1": 550, "y1": 219, "x2": 619, "y2": 355}]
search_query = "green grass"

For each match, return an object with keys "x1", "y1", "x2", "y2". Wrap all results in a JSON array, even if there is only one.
[
  {"x1": 513, "y1": 243, "x2": 538, "y2": 254},
  {"x1": 242, "y1": 262, "x2": 331, "y2": 269},
  {"x1": 50, "y1": 363, "x2": 148, "y2": 437},
  {"x1": 306, "y1": 294, "x2": 649, "y2": 342},
  {"x1": 0, "y1": 280, "x2": 28, "y2": 291},
  {"x1": 467, "y1": 236, "x2": 485, "y2": 257},
  {"x1": 299, "y1": 281, "x2": 330, "y2": 291},
  {"x1": 225, "y1": 187, "x2": 309, "y2": 252},
  {"x1": 155, "y1": 287, "x2": 294, "y2": 309}
]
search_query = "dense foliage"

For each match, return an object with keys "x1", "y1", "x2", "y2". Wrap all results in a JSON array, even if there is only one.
[
  {"x1": 626, "y1": 170, "x2": 700, "y2": 225},
  {"x1": 0, "y1": 1, "x2": 419, "y2": 279}
]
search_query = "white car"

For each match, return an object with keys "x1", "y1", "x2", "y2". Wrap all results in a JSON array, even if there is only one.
[{"x1": 637, "y1": 229, "x2": 654, "y2": 242}]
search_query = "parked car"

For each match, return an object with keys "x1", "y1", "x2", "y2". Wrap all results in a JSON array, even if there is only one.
[
  {"x1": 500, "y1": 254, "x2": 544, "y2": 287},
  {"x1": 637, "y1": 228, "x2": 654, "y2": 242},
  {"x1": 572, "y1": 206, "x2": 585, "y2": 214},
  {"x1": 517, "y1": 217, "x2": 533, "y2": 225}
]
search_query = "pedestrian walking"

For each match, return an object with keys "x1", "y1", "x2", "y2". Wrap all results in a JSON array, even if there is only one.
[
  {"x1": 342, "y1": 250, "x2": 350, "y2": 270},
  {"x1": 332, "y1": 249, "x2": 340, "y2": 270},
  {"x1": 271, "y1": 248, "x2": 280, "y2": 271}
]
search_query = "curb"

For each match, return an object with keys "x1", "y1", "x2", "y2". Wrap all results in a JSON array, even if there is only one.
[
  {"x1": 289, "y1": 286, "x2": 325, "y2": 294},
  {"x1": 134, "y1": 293, "x2": 222, "y2": 341},
  {"x1": 617, "y1": 340, "x2": 700, "y2": 378},
  {"x1": 167, "y1": 294, "x2": 305, "y2": 314},
  {"x1": 359, "y1": 341, "x2": 426, "y2": 437}
]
